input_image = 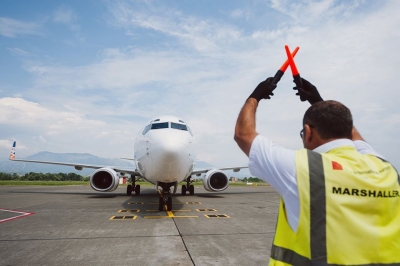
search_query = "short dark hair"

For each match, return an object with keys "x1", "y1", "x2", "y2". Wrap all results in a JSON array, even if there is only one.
[{"x1": 303, "y1": 100, "x2": 353, "y2": 140}]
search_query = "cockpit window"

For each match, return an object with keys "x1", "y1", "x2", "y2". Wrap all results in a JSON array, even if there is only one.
[
  {"x1": 171, "y1": 122, "x2": 188, "y2": 131},
  {"x1": 151, "y1": 122, "x2": 169, "y2": 130},
  {"x1": 187, "y1": 126, "x2": 194, "y2": 136},
  {"x1": 142, "y1": 124, "x2": 151, "y2": 135}
]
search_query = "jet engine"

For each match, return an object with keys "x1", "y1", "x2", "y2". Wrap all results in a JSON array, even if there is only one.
[
  {"x1": 90, "y1": 167, "x2": 120, "y2": 192},
  {"x1": 202, "y1": 170, "x2": 229, "y2": 192}
]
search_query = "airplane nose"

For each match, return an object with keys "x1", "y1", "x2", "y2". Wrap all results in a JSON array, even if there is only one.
[
  {"x1": 145, "y1": 130, "x2": 195, "y2": 182},
  {"x1": 157, "y1": 140, "x2": 186, "y2": 164}
]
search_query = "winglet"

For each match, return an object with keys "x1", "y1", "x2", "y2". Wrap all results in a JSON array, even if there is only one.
[{"x1": 9, "y1": 141, "x2": 16, "y2": 160}]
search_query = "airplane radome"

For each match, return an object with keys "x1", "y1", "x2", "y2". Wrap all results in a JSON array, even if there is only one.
[{"x1": 9, "y1": 115, "x2": 247, "y2": 211}]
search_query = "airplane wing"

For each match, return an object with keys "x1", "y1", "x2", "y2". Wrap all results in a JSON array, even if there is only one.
[
  {"x1": 9, "y1": 141, "x2": 141, "y2": 176},
  {"x1": 191, "y1": 166, "x2": 248, "y2": 176}
]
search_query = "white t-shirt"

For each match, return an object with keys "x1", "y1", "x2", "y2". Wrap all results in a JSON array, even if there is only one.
[{"x1": 248, "y1": 135, "x2": 383, "y2": 231}]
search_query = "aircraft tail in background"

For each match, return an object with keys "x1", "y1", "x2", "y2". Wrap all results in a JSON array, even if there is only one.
[{"x1": 9, "y1": 141, "x2": 16, "y2": 160}]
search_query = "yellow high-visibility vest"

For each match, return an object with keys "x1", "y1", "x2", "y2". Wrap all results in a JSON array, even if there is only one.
[{"x1": 269, "y1": 146, "x2": 400, "y2": 265}]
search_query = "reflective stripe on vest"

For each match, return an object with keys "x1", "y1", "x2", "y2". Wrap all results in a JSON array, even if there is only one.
[{"x1": 271, "y1": 150, "x2": 400, "y2": 266}]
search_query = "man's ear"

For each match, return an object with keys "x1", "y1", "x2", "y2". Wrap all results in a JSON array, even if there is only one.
[{"x1": 304, "y1": 124, "x2": 313, "y2": 144}]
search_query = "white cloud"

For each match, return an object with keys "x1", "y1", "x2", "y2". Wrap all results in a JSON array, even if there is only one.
[
  {"x1": 230, "y1": 9, "x2": 250, "y2": 19},
  {"x1": 2, "y1": 0, "x2": 400, "y2": 169},
  {"x1": 0, "y1": 97, "x2": 105, "y2": 135},
  {"x1": 270, "y1": 0, "x2": 364, "y2": 23},
  {"x1": 7, "y1": 48, "x2": 35, "y2": 57},
  {"x1": 0, "y1": 17, "x2": 42, "y2": 37},
  {"x1": 53, "y1": 6, "x2": 76, "y2": 24},
  {"x1": 0, "y1": 139, "x2": 13, "y2": 149},
  {"x1": 109, "y1": 1, "x2": 243, "y2": 52},
  {"x1": 52, "y1": 6, "x2": 85, "y2": 44}
]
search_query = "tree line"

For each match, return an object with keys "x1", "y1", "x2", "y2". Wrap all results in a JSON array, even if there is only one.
[
  {"x1": 0, "y1": 172, "x2": 88, "y2": 181},
  {"x1": 230, "y1": 177, "x2": 265, "y2": 183}
]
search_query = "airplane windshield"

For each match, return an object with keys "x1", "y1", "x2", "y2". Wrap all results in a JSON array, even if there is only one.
[
  {"x1": 151, "y1": 122, "x2": 169, "y2": 130},
  {"x1": 171, "y1": 123, "x2": 187, "y2": 131}
]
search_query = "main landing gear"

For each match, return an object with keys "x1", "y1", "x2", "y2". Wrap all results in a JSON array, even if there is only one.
[
  {"x1": 157, "y1": 182, "x2": 175, "y2": 211},
  {"x1": 127, "y1": 176, "x2": 140, "y2": 196},
  {"x1": 181, "y1": 176, "x2": 194, "y2": 196}
]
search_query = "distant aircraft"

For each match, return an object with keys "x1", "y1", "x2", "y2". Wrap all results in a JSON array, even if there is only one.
[{"x1": 9, "y1": 115, "x2": 246, "y2": 211}]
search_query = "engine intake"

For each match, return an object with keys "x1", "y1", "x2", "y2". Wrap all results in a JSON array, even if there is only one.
[
  {"x1": 202, "y1": 169, "x2": 229, "y2": 192},
  {"x1": 90, "y1": 167, "x2": 119, "y2": 192}
]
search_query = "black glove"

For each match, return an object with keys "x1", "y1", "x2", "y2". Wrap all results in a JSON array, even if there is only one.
[
  {"x1": 248, "y1": 77, "x2": 276, "y2": 102},
  {"x1": 293, "y1": 78, "x2": 323, "y2": 105}
]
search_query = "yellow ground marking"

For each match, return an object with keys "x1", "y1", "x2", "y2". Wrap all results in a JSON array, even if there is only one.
[
  {"x1": 118, "y1": 209, "x2": 140, "y2": 213},
  {"x1": 196, "y1": 209, "x2": 217, "y2": 212},
  {"x1": 144, "y1": 209, "x2": 199, "y2": 219},
  {"x1": 128, "y1": 202, "x2": 144, "y2": 205},
  {"x1": 186, "y1": 202, "x2": 202, "y2": 205},
  {"x1": 110, "y1": 215, "x2": 137, "y2": 220},
  {"x1": 204, "y1": 214, "x2": 230, "y2": 218},
  {"x1": 146, "y1": 209, "x2": 191, "y2": 212}
]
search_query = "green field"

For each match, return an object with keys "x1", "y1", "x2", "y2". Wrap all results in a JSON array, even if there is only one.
[{"x1": 0, "y1": 181, "x2": 90, "y2": 186}]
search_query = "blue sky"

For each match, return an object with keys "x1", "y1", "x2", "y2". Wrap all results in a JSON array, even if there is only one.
[{"x1": 1, "y1": 0, "x2": 400, "y2": 173}]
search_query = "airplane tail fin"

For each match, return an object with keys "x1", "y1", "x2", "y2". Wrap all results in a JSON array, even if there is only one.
[{"x1": 9, "y1": 141, "x2": 16, "y2": 160}]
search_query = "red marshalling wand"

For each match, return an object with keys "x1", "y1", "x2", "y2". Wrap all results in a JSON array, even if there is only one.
[
  {"x1": 270, "y1": 46, "x2": 300, "y2": 88},
  {"x1": 284, "y1": 45, "x2": 303, "y2": 90}
]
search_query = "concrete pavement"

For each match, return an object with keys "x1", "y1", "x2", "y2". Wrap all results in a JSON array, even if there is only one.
[{"x1": 0, "y1": 184, "x2": 280, "y2": 266}]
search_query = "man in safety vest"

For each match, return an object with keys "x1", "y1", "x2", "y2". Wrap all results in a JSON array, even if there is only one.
[{"x1": 234, "y1": 77, "x2": 400, "y2": 265}]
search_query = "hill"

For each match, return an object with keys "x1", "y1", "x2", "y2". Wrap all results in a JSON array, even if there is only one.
[{"x1": 0, "y1": 151, "x2": 134, "y2": 175}]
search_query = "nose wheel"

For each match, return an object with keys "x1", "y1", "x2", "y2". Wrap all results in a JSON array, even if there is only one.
[
  {"x1": 158, "y1": 194, "x2": 172, "y2": 211},
  {"x1": 157, "y1": 182, "x2": 173, "y2": 211}
]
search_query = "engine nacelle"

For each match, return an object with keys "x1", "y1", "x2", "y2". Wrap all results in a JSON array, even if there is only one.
[
  {"x1": 202, "y1": 169, "x2": 229, "y2": 192},
  {"x1": 90, "y1": 167, "x2": 119, "y2": 192}
]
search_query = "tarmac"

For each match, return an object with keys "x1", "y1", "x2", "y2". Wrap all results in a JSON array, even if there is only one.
[{"x1": 0, "y1": 184, "x2": 280, "y2": 266}]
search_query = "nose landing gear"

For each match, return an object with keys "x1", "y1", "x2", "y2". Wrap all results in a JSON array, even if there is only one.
[{"x1": 157, "y1": 182, "x2": 174, "y2": 211}]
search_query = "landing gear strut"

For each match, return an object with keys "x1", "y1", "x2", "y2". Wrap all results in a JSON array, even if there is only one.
[
  {"x1": 181, "y1": 176, "x2": 194, "y2": 195},
  {"x1": 126, "y1": 175, "x2": 140, "y2": 196},
  {"x1": 158, "y1": 182, "x2": 173, "y2": 211}
]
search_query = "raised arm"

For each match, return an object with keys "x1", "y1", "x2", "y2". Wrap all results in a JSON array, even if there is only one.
[
  {"x1": 234, "y1": 77, "x2": 276, "y2": 156},
  {"x1": 352, "y1": 126, "x2": 365, "y2": 141},
  {"x1": 234, "y1": 98, "x2": 259, "y2": 156}
]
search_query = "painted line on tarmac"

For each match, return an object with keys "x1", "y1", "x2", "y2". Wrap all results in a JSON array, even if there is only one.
[
  {"x1": 204, "y1": 214, "x2": 230, "y2": 218},
  {"x1": 118, "y1": 209, "x2": 140, "y2": 213},
  {"x1": 143, "y1": 210, "x2": 199, "y2": 219},
  {"x1": 0, "y1": 208, "x2": 35, "y2": 224},
  {"x1": 196, "y1": 208, "x2": 217, "y2": 212},
  {"x1": 110, "y1": 215, "x2": 137, "y2": 220}
]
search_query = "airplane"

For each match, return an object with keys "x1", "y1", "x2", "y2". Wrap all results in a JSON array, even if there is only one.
[{"x1": 9, "y1": 115, "x2": 247, "y2": 211}]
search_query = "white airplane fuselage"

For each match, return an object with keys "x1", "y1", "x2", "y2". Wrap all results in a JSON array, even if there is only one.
[{"x1": 134, "y1": 115, "x2": 197, "y2": 185}]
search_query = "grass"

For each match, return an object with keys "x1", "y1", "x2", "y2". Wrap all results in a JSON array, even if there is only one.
[{"x1": 0, "y1": 180, "x2": 89, "y2": 186}]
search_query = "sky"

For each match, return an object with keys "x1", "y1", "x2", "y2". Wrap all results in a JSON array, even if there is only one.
[{"x1": 1, "y1": 0, "x2": 400, "y2": 174}]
